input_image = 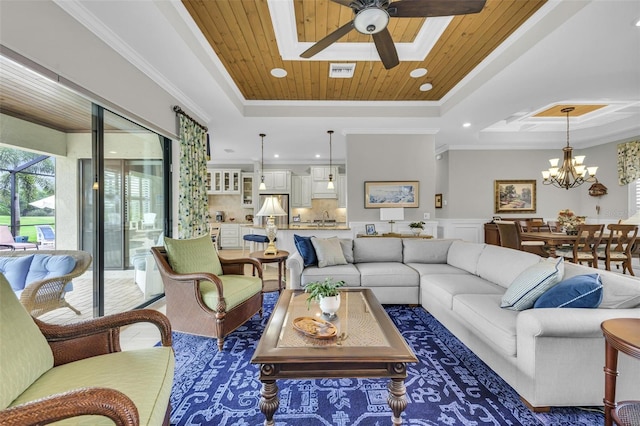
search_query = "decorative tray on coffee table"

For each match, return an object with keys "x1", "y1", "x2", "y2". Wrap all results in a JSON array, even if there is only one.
[{"x1": 293, "y1": 317, "x2": 337, "y2": 339}]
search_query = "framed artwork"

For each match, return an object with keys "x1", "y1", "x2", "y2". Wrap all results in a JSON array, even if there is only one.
[
  {"x1": 435, "y1": 193, "x2": 443, "y2": 209},
  {"x1": 494, "y1": 180, "x2": 537, "y2": 213},
  {"x1": 364, "y1": 181, "x2": 419, "y2": 208},
  {"x1": 365, "y1": 224, "x2": 377, "y2": 235}
]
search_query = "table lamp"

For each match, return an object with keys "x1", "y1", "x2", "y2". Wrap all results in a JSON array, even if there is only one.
[
  {"x1": 380, "y1": 207, "x2": 404, "y2": 235},
  {"x1": 256, "y1": 195, "x2": 287, "y2": 255}
]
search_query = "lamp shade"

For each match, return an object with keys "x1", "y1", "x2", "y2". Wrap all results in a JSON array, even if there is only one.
[
  {"x1": 257, "y1": 196, "x2": 287, "y2": 217},
  {"x1": 380, "y1": 207, "x2": 404, "y2": 221}
]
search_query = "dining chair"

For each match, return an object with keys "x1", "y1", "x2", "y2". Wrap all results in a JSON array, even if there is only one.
[
  {"x1": 597, "y1": 224, "x2": 639, "y2": 276},
  {"x1": 525, "y1": 219, "x2": 551, "y2": 232},
  {"x1": 556, "y1": 224, "x2": 605, "y2": 268},
  {"x1": 547, "y1": 221, "x2": 561, "y2": 232},
  {"x1": 495, "y1": 221, "x2": 547, "y2": 256}
]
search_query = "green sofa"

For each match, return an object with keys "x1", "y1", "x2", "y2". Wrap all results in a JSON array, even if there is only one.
[{"x1": 0, "y1": 274, "x2": 175, "y2": 425}]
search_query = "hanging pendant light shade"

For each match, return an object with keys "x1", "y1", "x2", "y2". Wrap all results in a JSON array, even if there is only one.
[
  {"x1": 327, "y1": 130, "x2": 335, "y2": 190},
  {"x1": 259, "y1": 133, "x2": 266, "y2": 190},
  {"x1": 541, "y1": 107, "x2": 598, "y2": 190}
]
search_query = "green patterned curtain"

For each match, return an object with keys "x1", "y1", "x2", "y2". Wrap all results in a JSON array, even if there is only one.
[
  {"x1": 618, "y1": 140, "x2": 640, "y2": 185},
  {"x1": 177, "y1": 114, "x2": 210, "y2": 238}
]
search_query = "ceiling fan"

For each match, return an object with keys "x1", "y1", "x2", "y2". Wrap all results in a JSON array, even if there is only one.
[{"x1": 300, "y1": 0, "x2": 487, "y2": 70}]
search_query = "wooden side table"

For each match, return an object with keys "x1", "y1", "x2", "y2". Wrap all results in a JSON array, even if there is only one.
[
  {"x1": 601, "y1": 318, "x2": 640, "y2": 426},
  {"x1": 249, "y1": 250, "x2": 289, "y2": 294}
]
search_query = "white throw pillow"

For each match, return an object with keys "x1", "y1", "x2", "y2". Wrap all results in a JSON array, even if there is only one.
[
  {"x1": 311, "y1": 237, "x2": 348, "y2": 268},
  {"x1": 501, "y1": 257, "x2": 564, "y2": 311}
]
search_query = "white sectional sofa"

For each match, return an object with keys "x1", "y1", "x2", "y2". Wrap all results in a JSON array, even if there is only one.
[{"x1": 286, "y1": 237, "x2": 640, "y2": 409}]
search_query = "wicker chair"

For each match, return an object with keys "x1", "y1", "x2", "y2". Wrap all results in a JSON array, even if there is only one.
[
  {"x1": 0, "y1": 250, "x2": 92, "y2": 317},
  {"x1": 151, "y1": 245, "x2": 263, "y2": 351},
  {"x1": 0, "y1": 275, "x2": 174, "y2": 425}
]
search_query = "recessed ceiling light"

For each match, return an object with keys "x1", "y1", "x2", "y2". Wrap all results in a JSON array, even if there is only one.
[
  {"x1": 315, "y1": 154, "x2": 321, "y2": 158},
  {"x1": 274, "y1": 154, "x2": 279, "y2": 158},
  {"x1": 410, "y1": 68, "x2": 427, "y2": 78},
  {"x1": 419, "y1": 83, "x2": 433, "y2": 92},
  {"x1": 270, "y1": 68, "x2": 287, "y2": 78},
  {"x1": 109, "y1": 151, "x2": 117, "y2": 154},
  {"x1": 463, "y1": 122, "x2": 471, "y2": 128},
  {"x1": 635, "y1": 18, "x2": 640, "y2": 27}
]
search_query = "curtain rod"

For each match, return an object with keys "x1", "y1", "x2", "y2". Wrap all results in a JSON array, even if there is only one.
[{"x1": 173, "y1": 105, "x2": 208, "y2": 132}]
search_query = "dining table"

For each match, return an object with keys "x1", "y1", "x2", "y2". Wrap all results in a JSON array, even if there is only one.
[{"x1": 521, "y1": 231, "x2": 616, "y2": 258}]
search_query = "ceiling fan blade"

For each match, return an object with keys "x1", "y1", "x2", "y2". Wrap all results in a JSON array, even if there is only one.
[
  {"x1": 300, "y1": 21, "x2": 355, "y2": 58},
  {"x1": 388, "y1": 0, "x2": 487, "y2": 18},
  {"x1": 372, "y1": 28, "x2": 399, "y2": 69},
  {"x1": 330, "y1": 0, "x2": 354, "y2": 7}
]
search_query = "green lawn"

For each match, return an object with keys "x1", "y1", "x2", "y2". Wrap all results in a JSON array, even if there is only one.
[{"x1": 0, "y1": 216, "x2": 55, "y2": 243}]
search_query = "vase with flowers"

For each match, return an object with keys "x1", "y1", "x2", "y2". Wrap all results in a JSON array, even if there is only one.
[{"x1": 557, "y1": 209, "x2": 580, "y2": 235}]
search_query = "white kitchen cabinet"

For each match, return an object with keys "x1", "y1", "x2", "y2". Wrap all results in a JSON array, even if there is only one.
[
  {"x1": 241, "y1": 173, "x2": 254, "y2": 207},
  {"x1": 311, "y1": 166, "x2": 338, "y2": 181},
  {"x1": 259, "y1": 170, "x2": 291, "y2": 193},
  {"x1": 208, "y1": 169, "x2": 240, "y2": 194},
  {"x1": 291, "y1": 175, "x2": 312, "y2": 207},
  {"x1": 338, "y1": 174, "x2": 346, "y2": 208},
  {"x1": 219, "y1": 224, "x2": 240, "y2": 248}
]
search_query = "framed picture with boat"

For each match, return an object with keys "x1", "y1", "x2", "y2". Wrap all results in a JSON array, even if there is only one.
[{"x1": 494, "y1": 180, "x2": 536, "y2": 213}]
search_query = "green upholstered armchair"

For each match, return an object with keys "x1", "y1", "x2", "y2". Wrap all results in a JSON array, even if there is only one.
[
  {"x1": 151, "y1": 234, "x2": 263, "y2": 351},
  {"x1": 0, "y1": 275, "x2": 175, "y2": 426}
]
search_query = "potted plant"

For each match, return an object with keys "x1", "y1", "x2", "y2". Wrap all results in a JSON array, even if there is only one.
[
  {"x1": 305, "y1": 277, "x2": 345, "y2": 317},
  {"x1": 409, "y1": 221, "x2": 425, "y2": 236}
]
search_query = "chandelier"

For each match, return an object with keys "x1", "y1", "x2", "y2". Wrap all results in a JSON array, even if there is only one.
[{"x1": 541, "y1": 107, "x2": 598, "y2": 190}]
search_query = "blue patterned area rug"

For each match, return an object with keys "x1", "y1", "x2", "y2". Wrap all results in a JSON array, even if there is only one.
[{"x1": 169, "y1": 293, "x2": 603, "y2": 425}]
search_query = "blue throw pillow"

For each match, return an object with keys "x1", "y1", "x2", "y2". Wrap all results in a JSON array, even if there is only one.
[
  {"x1": 294, "y1": 234, "x2": 317, "y2": 267},
  {"x1": 534, "y1": 274, "x2": 603, "y2": 308}
]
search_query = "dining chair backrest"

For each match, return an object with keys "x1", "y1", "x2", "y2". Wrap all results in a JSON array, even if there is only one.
[
  {"x1": 547, "y1": 221, "x2": 560, "y2": 232},
  {"x1": 495, "y1": 221, "x2": 521, "y2": 250},
  {"x1": 572, "y1": 224, "x2": 605, "y2": 259},
  {"x1": 605, "y1": 224, "x2": 638, "y2": 255},
  {"x1": 526, "y1": 219, "x2": 550, "y2": 232}
]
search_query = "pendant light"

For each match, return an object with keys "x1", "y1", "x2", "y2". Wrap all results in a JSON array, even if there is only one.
[
  {"x1": 259, "y1": 133, "x2": 266, "y2": 190},
  {"x1": 541, "y1": 107, "x2": 598, "y2": 190},
  {"x1": 327, "y1": 130, "x2": 335, "y2": 190}
]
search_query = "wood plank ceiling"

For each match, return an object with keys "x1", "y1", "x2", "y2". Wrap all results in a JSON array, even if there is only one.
[{"x1": 182, "y1": 0, "x2": 546, "y2": 101}]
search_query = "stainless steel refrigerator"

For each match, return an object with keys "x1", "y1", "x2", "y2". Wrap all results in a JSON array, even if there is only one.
[{"x1": 258, "y1": 193, "x2": 289, "y2": 227}]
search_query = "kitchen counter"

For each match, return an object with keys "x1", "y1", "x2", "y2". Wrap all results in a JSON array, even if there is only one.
[
  {"x1": 247, "y1": 223, "x2": 350, "y2": 230},
  {"x1": 245, "y1": 223, "x2": 353, "y2": 256}
]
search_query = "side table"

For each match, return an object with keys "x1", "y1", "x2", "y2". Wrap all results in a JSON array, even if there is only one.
[
  {"x1": 249, "y1": 250, "x2": 289, "y2": 294},
  {"x1": 601, "y1": 318, "x2": 640, "y2": 426}
]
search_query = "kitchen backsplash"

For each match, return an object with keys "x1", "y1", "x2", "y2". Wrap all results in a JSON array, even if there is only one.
[
  {"x1": 208, "y1": 194, "x2": 253, "y2": 223},
  {"x1": 292, "y1": 199, "x2": 346, "y2": 223}
]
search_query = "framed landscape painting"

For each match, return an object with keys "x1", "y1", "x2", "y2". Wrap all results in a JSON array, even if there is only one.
[
  {"x1": 365, "y1": 181, "x2": 419, "y2": 208},
  {"x1": 494, "y1": 180, "x2": 536, "y2": 213}
]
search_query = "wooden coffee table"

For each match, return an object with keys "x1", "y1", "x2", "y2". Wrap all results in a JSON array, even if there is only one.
[{"x1": 251, "y1": 288, "x2": 418, "y2": 425}]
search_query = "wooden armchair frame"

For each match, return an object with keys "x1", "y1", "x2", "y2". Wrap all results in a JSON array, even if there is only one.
[
  {"x1": 0, "y1": 309, "x2": 173, "y2": 426},
  {"x1": 151, "y1": 246, "x2": 263, "y2": 351},
  {"x1": 1, "y1": 250, "x2": 92, "y2": 317}
]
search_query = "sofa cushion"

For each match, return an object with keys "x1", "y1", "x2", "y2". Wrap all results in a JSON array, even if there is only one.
[
  {"x1": 534, "y1": 274, "x2": 603, "y2": 309},
  {"x1": 357, "y1": 262, "x2": 419, "y2": 287},
  {"x1": 476, "y1": 245, "x2": 541, "y2": 289},
  {"x1": 402, "y1": 239, "x2": 454, "y2": 264},
  {"x1": 0, "y1": 275, "x2": 54, "y2": 409},
  {"x1": 25, "y1": 254, "x2": 76, "y2": 286},
  {"x1": 563, "y1": 262, "x2": 640, "y2": 309},
  {"x1": 8, "y1": 347, "x2": 175, "y2": 426},
  {"x1": 407, "y1": 263, "x2": 470, "y2": 277},
  {"x1": 164, "y1": 234, "x2": 223, "y2": 276},
  {"x1": 340, "y1": 238, "x2": 354, "y2": 263},
  {"x1": 501, "y1": 257, "x2": 564, "y2": 311},
  {"x1": 199, "y1": 275, "x2": 262, "y2": 310},
  {"x1": 311, "y1": 237, "x2": 347, "y2": 267},
  {"x1": 422, "y1": 273, "x2": 505, "y2": 310},
  {"x1": 301, "y1": 264, "x2": 361, "y2": 287},
  {"x1": 454, "y1": 293, "x2": 519, "y2": 357},
  {"x1": 0, "y1": 254, "x2": 35, "y2": 291},
  {"x1": 353, "y1": 237, "x2": 403, "y2": 263},
  {"x1": 447, "y1": 241, "x2": 486, "y2": 275},
  {"x1": 294, "y1": 234, "x2": 317, "y2": 267}
]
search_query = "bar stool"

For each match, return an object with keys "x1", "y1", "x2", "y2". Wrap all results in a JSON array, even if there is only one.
[{"x1": 242, "y1": 234, "x2": 273, "y2": 255}]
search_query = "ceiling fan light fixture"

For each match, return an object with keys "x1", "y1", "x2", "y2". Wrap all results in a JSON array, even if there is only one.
[{"x1": 354, "y1": 8, "x2": 389, "y2": 34}]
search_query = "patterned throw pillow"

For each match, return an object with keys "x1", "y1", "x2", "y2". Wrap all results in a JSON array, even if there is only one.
[
  {"x1": 501, "y1": 257, "x2": 564, "y2": 311},
  {"x1": 534, "y1": 274, "x2": 603, "y2": 308},
  {"x1": 164, "y1": 234, "x2": 223, "y2": 276}
]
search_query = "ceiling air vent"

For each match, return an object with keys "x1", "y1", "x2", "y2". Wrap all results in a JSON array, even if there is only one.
[{"x1": 329, "y1": 63, "x2": 356, "y2": 78}]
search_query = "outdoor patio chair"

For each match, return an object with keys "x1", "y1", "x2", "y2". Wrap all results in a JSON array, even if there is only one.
[
  {"x1": 35, "y1": 225, "x2": 55, "y2": 248},
  {"x1": 0, "y1": 225, "x2": 38, "y2": 250}
]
